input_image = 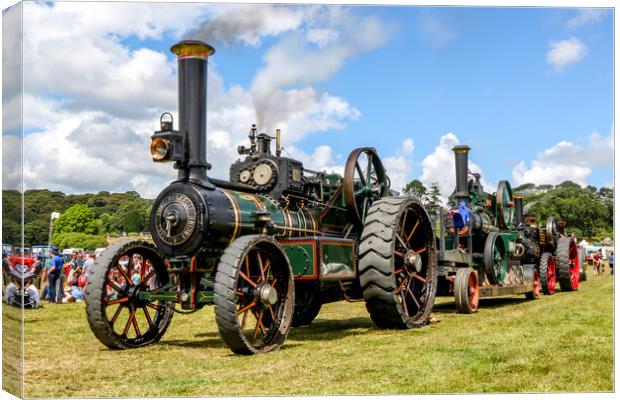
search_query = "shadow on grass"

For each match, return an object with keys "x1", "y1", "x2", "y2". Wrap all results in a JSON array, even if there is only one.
[
  {"x1": 288, "y1": 317, "x2": 373, "y2": 341},
  {"x1": 433, "y1": 296, "x2": 533, "y2": 313}
]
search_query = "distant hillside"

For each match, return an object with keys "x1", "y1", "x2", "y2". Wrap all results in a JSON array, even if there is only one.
[{"x1": 2, "y1": 189, "x2": 153, "y2": 247}]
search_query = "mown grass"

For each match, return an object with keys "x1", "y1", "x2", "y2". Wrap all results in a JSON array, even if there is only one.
[{"x1": 16, "y1": 272, "x2": 614, "y2": 398}]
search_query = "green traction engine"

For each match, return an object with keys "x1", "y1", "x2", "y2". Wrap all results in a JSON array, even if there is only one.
[
  {"x1": 85, "y1": 40, "x2": 439, "y2": 354},
  {"x1": 511, "y1": 196, "x2": 581, "y2": 295},
  {"x1": 434, "y1": 146, "x2": 540, "y2": 312}
]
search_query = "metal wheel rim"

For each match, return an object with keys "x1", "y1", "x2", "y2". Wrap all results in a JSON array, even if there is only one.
[
  {"x1": 547, "y1": 256, "x2": 556, "y2": 294},
  {"x1": 467, "y1": 270, "x2": 479, "y2": 311},
  {"x1": 393, "y1": 205, "x2": 433, "y2": 320},
  {"x1": 102, "y1": 248, "x2": 169, "y2": 345},
  {"x1": 234, "y1": 245, "x2": 290, "y2": 351},
  {"x1": 344, "y1": 147, "x2": 388, "y2": 227}
]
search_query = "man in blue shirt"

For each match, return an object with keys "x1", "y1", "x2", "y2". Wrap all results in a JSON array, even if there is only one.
[{"x1": 47, "y1": 247, "x2": 63, "y2": 303}]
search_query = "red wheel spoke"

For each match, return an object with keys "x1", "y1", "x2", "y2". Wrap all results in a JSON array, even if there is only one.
[
  {"x1": 413, "y1": 273, "x2": 427, "y2": 284},
  {"x1": 237, "y1": 301, "x2": 257, "y2": 315},
  {"x1": 407, "y1": 287, "x2": 421, "y2": 309},
  {"x1": 234, "y1": 290, "x2": 245, "y2": 297},
  {"x1": 415, "y1": 246, "x2": 427, "y2": 254},
  {"x1": 238, "y1": 271, "x2": 257, "y2": 288},
  {"x1": 143, "y1": 269, "x2": 156, "y2": 284},
  {"x1": 140, "y1": 262, "x2": 145, "y2": 282},
  {"x1": 269, "y1": 305, "x2": 276, "y2": 321},
  {"x1": 400, "y1": 291, "x2": 409, "y2": 316},
  {"x1": 146, "y1": 302, "x2": 160, "y2": 311},
  {"x1": 131, "y1": 311, "x2": 141, "y2": 337},
  {"x1": 253, "y1": 310, "x2": 264, "y2": 340},
  {"x1": 257, "y1": 252, "x2": 265, "y2": 282},
  {"x1": 258, "y1": 319, "x2": 267, "y2": 336},
  {"x1": 394, "y1": 251, "x2": 405, "y2": 258},
  {"x1": 407, "y1": 219, "x2": 421, "y2": 242},
  {"x1": 262, "y1": 260, "x2": 271, "y2": 279},
  {"x1": 110, "y1": 304, "x2": 123, "y2": 325},
  {"x1": 106, "y1": 279, "x2": 124, "y2": 294},
  {"x1": 142, "y1": 307, "x2": 153, "y2": 328},
  {"x1": 115, "y1": 263, "x2": 132, "y2": 283},
  {"x1": 240, "y1": 310, "x2": 249, "y2": 330},
  {"x1": 245, "y1": 256, "x2": 251, "y2": 276},
  {"x1": 400, "y1": 209, "x2": 409, "y2": 237},
  {"x1": 122, "y1": 309, "x2": 135, "y2": 337},
  {"x1": 396, "y1": 234, "x2": 410, "y2": 251},
  {"x1": 394, "y1": 268, "x2": 404, "y2": 275},
  {"x1": 270, "y1": 278, "x2": 278, "y2": 288},
  {"x1": 106, "y1": 297, "x2": 129, "y2": 305},
  {"x1": 397, "y1": 276, "x2": 409, "y2": 292}
]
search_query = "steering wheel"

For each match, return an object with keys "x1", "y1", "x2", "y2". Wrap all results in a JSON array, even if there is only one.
[
  {"x1": 343, "y1": 147, "x2": 388, "y2": 228},
  {"x1": 495, "y1": 180, "x2": 514, "y2": 229}
]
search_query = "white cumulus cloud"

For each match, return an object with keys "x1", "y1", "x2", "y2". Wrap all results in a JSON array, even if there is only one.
[
  {"x1": 546, "y1": 36, "x2": 588, "y2": 73},
  {"x1": 566, "y1": 9, "x2": 606, "y2": 29},
  {"x1": 511, "y1": 130, "x2": 613, "y2": 187},
  {"x1": 419, "y1": 133, "x2": 490, "y2": 203}
]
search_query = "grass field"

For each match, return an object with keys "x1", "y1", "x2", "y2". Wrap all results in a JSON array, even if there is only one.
[{"x1": 9, "y1": 271, "x2": 614, "y2": 397}]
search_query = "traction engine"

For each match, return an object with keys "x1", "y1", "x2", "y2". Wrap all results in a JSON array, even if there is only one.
[
  {"x1": 434, "y1": 146, "x2": 539, "y2": 312},
  {"x1": 85, "y1": 40, "x2": 439, "y2": 354}
]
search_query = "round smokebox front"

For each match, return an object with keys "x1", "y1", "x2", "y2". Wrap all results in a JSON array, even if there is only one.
[{"x1": 150, "y1": 183, "x2": 207, "y2": 256}]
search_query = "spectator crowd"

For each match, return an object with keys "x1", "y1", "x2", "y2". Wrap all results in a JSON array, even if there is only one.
[{"x1": 3, "y1": 247, "x2": 94, "y2": 308}]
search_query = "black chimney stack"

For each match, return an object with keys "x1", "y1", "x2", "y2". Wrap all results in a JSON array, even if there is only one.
[
  {"x1": 452, "y1": 145, "x2": 471, "y2": 204},
  {"x1": 513, "y1": 194, "x2": 524, "y2": 226},
  {"x1": 171, "y1": 40, "x2": 215, "y2": 186}
]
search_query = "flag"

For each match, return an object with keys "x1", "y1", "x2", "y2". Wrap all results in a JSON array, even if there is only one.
[{"x1": 51, "y1": 212, "x2": 60, "y2": 219}]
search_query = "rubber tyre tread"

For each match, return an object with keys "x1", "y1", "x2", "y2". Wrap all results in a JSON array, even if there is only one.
[
  {"x1": 214, "y1": 235, "x2": 294, "y2": 355},
  {"x1": 538, "y1": 252, "x2": 555, "y2": 295},
  {"x1": 578, "y1": 246, "x2": 587, "y2": 282},
  {"x1": 557, "y1": 237, "x2": 578, "y2": 292},
  {"x1": 359, "y1": 197, "x2": 437, "y2": 329},
  {"x1": 85, "y1": 240, "x2": 173, "y2": 350}
]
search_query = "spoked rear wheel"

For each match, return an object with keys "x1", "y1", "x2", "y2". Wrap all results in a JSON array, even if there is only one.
[
  {"x1": 85, "y1": 240, "x2": 173, "y2": 349},
  {"x1": 214, "y1": 235, "x2": 294, "y2": 355},
  {"x1": 359, "y1": 197, "x2": 438, "y2": 328},
  {"x1": 557, "y1": 237, "x2": 580, "y2": 291},
  {"x1": 539, "y1": 252, "x2": 556, "y2": 295}
]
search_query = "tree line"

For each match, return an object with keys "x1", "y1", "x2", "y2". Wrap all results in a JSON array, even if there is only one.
[
  {"x1": 402, "y1": 179, "x2": 613, "y2": 240},
  {"x1": 2, "y1": 189, "x2": 153, "y2": 250}
]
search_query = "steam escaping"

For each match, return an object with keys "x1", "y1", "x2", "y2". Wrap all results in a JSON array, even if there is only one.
[
  {"x1": 187, "y1": 5, "x2": 306, "y2": 47},
  {"x1": 251, "y1": 12, "x2": 390, "y2": 131},
  {"x1": 187, "y1": 5, "x2": 390, "y2": 133}
]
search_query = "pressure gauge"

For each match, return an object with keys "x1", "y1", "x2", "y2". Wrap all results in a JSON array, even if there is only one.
[
  {"x1": 253, "y1": 163, "x2": 273, "y2": 186},
  {"x1": 239, "y1": 170, "x2": 251, "y2": 183}
]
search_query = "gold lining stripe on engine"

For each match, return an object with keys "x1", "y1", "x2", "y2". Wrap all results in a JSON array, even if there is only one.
[
  {"x1": 300, "y1": 209, "x2": 308, "y2": 232},
  {"x1": 308, "y1": 210, "x2": 317, "y2": 232},
  {"x1": 221, "y1": 190, "x2": 240, "y2": 244},
  {"x1": 250, "y1": 195, "x2": 264, "y2": 210}
]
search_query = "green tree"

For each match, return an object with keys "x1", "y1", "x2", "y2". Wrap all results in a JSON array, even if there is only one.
[
  {"x1": 53, "y1": 204, "x2": 98, "y2": 237},
  {"x1": 402, "y1": 179, "x2": 428, "y2": 202},
  {"x1": 54, "y1": 232, "x2": 107, "y2": 250},
  {"x1": 427, "y1": 183, "x2": 442, "y2": 207}
]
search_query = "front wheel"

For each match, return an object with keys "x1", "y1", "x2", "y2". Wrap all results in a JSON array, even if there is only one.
[
  {"x1": 214, "y1": 235, "x2": 294, "y2": 355},
  {"x1": 539, "y1": 253, "x2": 556, "y2": 295},
  {"x1": 455, "y1": 268, "x2": 479, "y2": 313},
  {"x1": 85, "y1": 240, "x2": 174, "y2": 349}
]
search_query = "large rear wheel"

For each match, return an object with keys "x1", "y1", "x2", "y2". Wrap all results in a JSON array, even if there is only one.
[
  {"x1": 359, "y1": 197, "x2": 437, "y2": 329},
  {"x1": 214, "y1": 235, "x2": 294, "y2": 354},
  {"x1": 557, "y1": 237, "x2": 579, "y2": 291}
]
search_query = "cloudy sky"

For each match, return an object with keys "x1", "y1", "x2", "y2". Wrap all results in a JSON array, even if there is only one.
[{"x1": 2, "y1": 3, "x2": 614, "y2": 199}]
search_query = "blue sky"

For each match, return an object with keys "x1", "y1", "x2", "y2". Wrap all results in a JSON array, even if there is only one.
[{"x1": 2, "y1": 3, "x2": 614, "y2": 197}]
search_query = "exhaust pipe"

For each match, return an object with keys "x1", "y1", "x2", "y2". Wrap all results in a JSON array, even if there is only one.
[
  {"x1": 170, "y1": 40, "x2": 215, "y2": 186},
  {"x1": 452, "y1": 145, "x2": 471, "y2": 205}
]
